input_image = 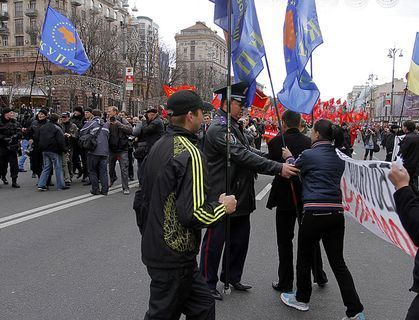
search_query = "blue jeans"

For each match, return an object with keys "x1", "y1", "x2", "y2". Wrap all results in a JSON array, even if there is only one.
[
  {"x1": 18, "y1": 139, "x2": 29, "y2": 170},
  {"x1": 38, "y1": 151, "x2": 65, "y2": 189},
  {"x1": 87, "y1": 154, "x2": 109, "y2": 193}
]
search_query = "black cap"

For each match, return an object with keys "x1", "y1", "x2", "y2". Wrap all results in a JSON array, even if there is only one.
[
  {"x1": 61, "y1": 112, "x2": 70, "y2": 117},
  {"x1": 214, "y1": 82, "x2": 248, "y2": 103},
  {"x1": 39, "y1": 109, "x2": 48, "y2": 116},
  {"x1": 145, "y1": 107, "x2": 158, "y2": 114},
  {"x1": 2, "y1": 107, "x2": 13, "y2": 114},
  {"x1": 74, "y1": 106, "x2": 83, "y2": 113},
  {"x1": 167, "y1": 90, "x2": 212, "y2": 116},
  {"x1": 84, "y1": 107, "x2": 93, "y2": 113},
  {"x1": 390, "y1": 124, "x2": 400, "y2": 130}
]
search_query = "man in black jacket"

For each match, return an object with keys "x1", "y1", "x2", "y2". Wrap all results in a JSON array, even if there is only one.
[
  {"x1": 134, "y1": 90, "x2": 237, "y2": 320},
  {"x1": 267, "y1": 110, "x2": 327, "y2": 293},
  {"x1": 399, "y1": 121, "x2": 419, "y2": 191},
  {"x1": 389, "y1": 164, "x2": 419, "y2": 319},
  {"x1": 199, "y1": 83, "x2": 299, "y2": 300},
  {"x1": 0, "y1": 107, "x2": 23, "y2": 188},
  {"x1": 71, "y1": 106, "x2": 88, "y2": 181},
  {"x1": 35, "y1": 113, "x2": 68, "y2": 191},
  {"x1": 107, "y1": 106, "x2": 133, "y2": 195}
]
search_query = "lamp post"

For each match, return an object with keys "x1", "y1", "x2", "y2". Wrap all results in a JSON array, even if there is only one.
[
  {"x1": 367, "y1": 73, "x2": 378, "y2": 120},
  {"x1": 387, "y1": 47, "x2": 403, "y2": 122}
]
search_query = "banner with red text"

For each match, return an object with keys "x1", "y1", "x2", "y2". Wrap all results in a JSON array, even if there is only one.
[{"x1": 338, "y1": 150, "x2": 417, "y2": 257}]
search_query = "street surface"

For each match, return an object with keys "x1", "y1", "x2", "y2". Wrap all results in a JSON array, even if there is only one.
[{"x1": 0, "y1": 141, "x2": 415, "y2": 320}]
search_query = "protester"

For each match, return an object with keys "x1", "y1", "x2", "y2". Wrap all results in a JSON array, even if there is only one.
[
  {"x1": 27, "y1": 109, "x2": 49, "y2": 180},
  {"x1": 134, "y1": 90, "x2": 237, "y2": 320},
  {"x1": 384, "y1": 125, "x2": 399, "y2": 162},
  {"x1": 60, "y1": 112, "x2": 79, "y2": 185},
  {"x1": 281, "y1": 119, "x2": 365, "y2": 320},
  {"x1": 35, "y1": 113, "x2": 69, "y2": 191},
  {"x1": 254, "y1": 117, "x2": 265, "y2": 150},
  {"x1": 398, "y1": 120, "x2": 419, "y2": 191},
  {"x1": 200, "y1": 82, "x2": 299, "y2": 300},
  {"x1": 267, "y1": 110, "x2": 327, "y2": 293},
  {"x1": 71, "y1": 106, "x2": 88, "y2": 181},
  {"x1": 389, "y1": 164, "x2": 419, "y2": 319},
  {"x1": 107, "y1": 106, "x2": 133, "y2": 195},
  {"x1": 0, "y1": 107, "x2": 23, "y2": 188},
  {"x1": 362, "y1": 126, "x2": 378, "y2": 160},
  {"x1": 197, "y1": 112, "x2": 212, "y2": 151},
  {"x1": 80, "y1": 109, "x2": 110, "y2": 196},
  {"x1": 340, "y1": 122, "x2": 353, "y2": 157}
]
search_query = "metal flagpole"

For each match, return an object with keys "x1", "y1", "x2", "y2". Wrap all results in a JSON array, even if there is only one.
[
  {"x1": 398, "y1": 83, "x2": 409, "y2": 127},
  {"x1": 310, "y1": 57, "x2": 314, "y2": 127},
  {"x1": 29, "y1": 0, "x2": 52, "y2": 110},
  {"x1": 223, "y1": 0, "x2": 233, "y2": 295}
]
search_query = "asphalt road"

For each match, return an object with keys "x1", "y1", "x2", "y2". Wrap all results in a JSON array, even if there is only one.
[{"x1": 0, "y1": 140, "x2": 415, "y2": 320}]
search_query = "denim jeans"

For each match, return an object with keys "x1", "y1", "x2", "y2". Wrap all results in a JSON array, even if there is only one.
[
  {"x1": 18, "y1": 139, "x2": 29, "y2": 170},
  {"x1": 87, "y1": 154, "x2": 109, "y2": 193},
  {"x1": 38, "y1": 151, "x2": 65, "y2": 189}
]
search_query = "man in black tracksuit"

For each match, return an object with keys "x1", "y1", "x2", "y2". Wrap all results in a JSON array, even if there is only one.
[
  {"x1": 389, "y1": 164, "x2": 419, "y2": 319},
  {"x1": 199, "y1": 83, "x2": 299, "y2": 300},
  {"x1": 267, "y1": 110, "x2": 327, "y2": 293},
  {"x1": 399, "y1": 121, "x2": 419, "y2": 191},
  {"x1": 134, "y1": 90, "x2": 236, "y2": 320}
]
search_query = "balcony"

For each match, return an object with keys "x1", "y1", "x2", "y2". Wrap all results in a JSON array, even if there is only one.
[
  {"x1": 25, "y1": 26, "x2": 39, "y2": 34},
  {"x1": 70, "y1": 0, "x2": 83, "y2": 5},
  {"x1": 90, "y1": 5, "x2": 100, "y2": 14},
  {"x1": 0, "y1": 12, "x2": 9, "y2": 20},
  {"x1": 25, "y1": 8, "x2": 38, "y2": 17},
  {"x1": 104, "y1": 11, "x2": 116, "y2": 22},
  {"x1": 0, "y1": 26, "x2": 9, "y2": 35}
]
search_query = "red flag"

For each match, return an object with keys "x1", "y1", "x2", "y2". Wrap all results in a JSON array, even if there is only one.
[
  {"x1": 252, "y1": 89, "x2": 270, "y2": 109},
  {"x1": 329, "y1": 98, "x2": 335, "y2": 106},
  {"x1": 212, "y1": 94, "x2": 222, "y2": 109},
  {"x1": 163, "y1": 85, "x2": 196, "y2": 97},
  {"x1": 336, "y1": 98, "x2": 341, "y2": 105}
]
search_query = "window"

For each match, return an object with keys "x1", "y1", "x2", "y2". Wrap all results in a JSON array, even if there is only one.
[
  {"x1": 29, "y1": 1, "x2": 36, "y2": 9},
  {"x1": 30, "y1": 18, "x2": 36, "y2": 28},
  {"x1": 15, "y1": 19, "x2": 23, "y2": 34},
  {"x1": 1, "y1": 3, "x2": 7, "y2": 12},
  {"x1": 30, "y1": 33, "x2": 36, "y2": 45},
  {"x1": 139, "y1": 23, "x2": 145, "y2": 28},
  {"x1": 15, "y1": 36, "x2": 24, "y2": 46},
  {"x1": 2, "y1": 36, "x2": 8, "y2": 46},
  {"x1": 14, "y1": 2, "x2": 23, "y2": 17}
]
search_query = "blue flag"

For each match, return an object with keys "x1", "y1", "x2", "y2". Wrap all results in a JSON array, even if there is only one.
[
  {"x1": 210, "y1": 0, "x2": 265, "y2": 106},
  {"x1": 40, "y1": 6, "x2": 91, "y2": 75},
  {"x1": 277, "y1": 0, "x2": 323, "y2": 114}
]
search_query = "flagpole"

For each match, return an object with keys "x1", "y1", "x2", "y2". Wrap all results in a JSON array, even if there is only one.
[
  {"x1": 310, "y1": 57, "x2": 314, "y2": 127},
  {"x1": 223, "y1": 0, "x2": 232, "y2": 295},
  {"x1": 29, "y1": 0, "x2": 52, "y2": 110}
]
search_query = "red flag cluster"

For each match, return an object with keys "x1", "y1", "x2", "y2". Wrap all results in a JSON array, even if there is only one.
[{"x1": 163, "y1": 85, "x2": 197, "y2": 97}]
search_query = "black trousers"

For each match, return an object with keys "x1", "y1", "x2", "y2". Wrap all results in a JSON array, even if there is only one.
[
  {"x1": 0, "y1": 151, "x2": 18, "y2": 180},
  {"x1": 296, "y1": 212, "x2": 364, "y2": 318},
  {"x1": 364, "y1": 149, "x2": 374, "y2": 160},
  {"x1": 31, "y1": 150, "x2": 44, "y2": 177},
  {"x1": 144, "y1": 265, "x2": 215, "y2": 320},
  {"x1": 200, "y1": 214, "x2": 250, "y2": 289},
  {"x1": 275, "y1": 209, "x2": 327, "y2": 291},
  {"x1": 128, "y1": 147, "x2": 134, "y2": 179},
  {"x1": 87, "y1": 154, "x2": 109, "y2": 193},
  {"x1": 406, "y1": 294, "x2": 419, "y2": 320}
]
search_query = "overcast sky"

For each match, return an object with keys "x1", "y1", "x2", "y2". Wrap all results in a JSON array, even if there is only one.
[{"x1": 130, "y1": 0, "x2": 419, "y2": 100}]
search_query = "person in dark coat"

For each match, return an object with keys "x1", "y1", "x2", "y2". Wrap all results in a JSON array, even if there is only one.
[
  {"x1": 389, "y1": 164, "x2": 419, "y2": 319},
  {"x1": 70, "y1": 106, "x2": 88, "y2": 181},
  {"x1": 267, "y1": 110, "x2": 327, "y2": 293},
  {"x1": 35, "y1": 113, "x2": 68, "y2": 191},
  {"x1": 0, "y1": 107, "x2": 23, "y2": 188},
  {"x1": 384, "y1": 125, "x2": 399, "y2": 162},
  {"x1": 199, "y1": 83, "x2": 299, "y2": 300},
  {"x1": 399, "y1": 120, "x2": 419, "y2": 191}
]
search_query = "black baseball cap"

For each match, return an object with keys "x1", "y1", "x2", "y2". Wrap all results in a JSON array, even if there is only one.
[
  {"x1": 214, "y1": 82, "x2": 249, "y2": 103},
  {"x1": 167, "y1": 90, "x2": 212, "y2": 116},
  {"x1": 61, "y1": 112, "x2": 70, "y2": 118}
]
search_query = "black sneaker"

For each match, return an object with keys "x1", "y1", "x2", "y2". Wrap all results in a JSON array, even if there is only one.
[
  {"x1": 90, "y1": 190, "x2": 100, "y2": 195},
  {"x1": 272, "y1": 281, "x2": 292, "y2": 293},
  {"x1": 59, "y1": 186, "x2": 70, "y2": 190},
  {"x1": 38, "y1": 186, "x2": 49, "y2": 191},
  {"x1": 12, "y1": 182, "x2": 20, "y2": 188},
  {"x1": 210, "y1": 289, "x2": 223, "y2": 301},
  {"x1": 2, "y1": 177, "x2": 8, "y2": 185}
]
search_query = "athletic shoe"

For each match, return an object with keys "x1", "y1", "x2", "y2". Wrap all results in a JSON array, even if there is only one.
[
  {"x1": 342, "y1": 312, "x2": 366, "y2": 320},
  {"x1": 280, "y1": 292, "x2": 309, "y2": 312},
  {"x1": 123, "y1": 189, "x2": 130, "y2": 195},
  {"x1": 38, "y1": 186, "x2": 49, "y2": 191}
]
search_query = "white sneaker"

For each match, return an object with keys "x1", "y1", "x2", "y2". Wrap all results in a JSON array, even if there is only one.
[
  {"x1": 280, "y1": 292, "x2": 309, "y2": 312},
  {"x1": 123, "y1": 189, "x2": 130, "y2": 195},
  {"x1": 342, "y1": 312, "x2": 366, "y2": 320}
]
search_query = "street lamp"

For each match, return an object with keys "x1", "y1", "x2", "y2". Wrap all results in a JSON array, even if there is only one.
[
  {"x1": 367, "y1": 73, "x2": 378, "y2": 120},
  {"x1": 387, "y1": 47, "x2": 403, "y2": 122}
]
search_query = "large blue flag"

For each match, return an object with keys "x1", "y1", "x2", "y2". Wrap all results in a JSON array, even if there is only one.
[
  {"x1": 210, "y1": 0, "x2": 265, "y2": 106},
  {"x1": 39, "y1": 6, "x2": 90, "y2": 75},
  {"x1": 408, "y1": 33, "x2": 419, "y2": 95},
  {"x1": 277, "y1": 0, "x2": 323, "y2": 114}
]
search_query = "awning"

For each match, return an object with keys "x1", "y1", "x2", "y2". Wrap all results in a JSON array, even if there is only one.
[{"x1": 0, "y1": 86, "x2": 47, "y2": 97}]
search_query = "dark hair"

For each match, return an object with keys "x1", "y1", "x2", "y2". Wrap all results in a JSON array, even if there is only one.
[
  {"x1": 49, "y1": 113, "x2": 59, "y2": 123},
  {"x1": 92, "y1": 109, "x2": 102, "y2": 117},
  {"x1": 282, "y1": 110, "x2": 301, "y2": 128},
  {"x1": 170, "y1": 109, "x2": 199, "y2": 126},
  {"x1": 313, "y1": 119, "x2": 344, "y2": 148},
  {"x1": 403, "y1": 120, "x2": 416, "y2": 133}
]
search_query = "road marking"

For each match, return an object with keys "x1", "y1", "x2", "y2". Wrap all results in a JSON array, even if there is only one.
[
  {"x1": 0, "y1": 181, "x2": 138, "y2": 229},
  {"x1": 256, "y1": 183, "x2": 272, "y2": 201}
]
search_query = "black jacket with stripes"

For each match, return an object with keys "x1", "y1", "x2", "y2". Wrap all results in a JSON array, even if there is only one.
[{"x1": 134, "y1": 125, "x2": 226, "y2": 269}]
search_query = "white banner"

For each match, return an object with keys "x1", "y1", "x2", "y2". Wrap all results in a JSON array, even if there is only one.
[
  {"x1": 337, "y1": 150, "x2": 417, "y2": 257},
  {"x1": 391, "y1": 134, "x2": 405, "y2": 162}
]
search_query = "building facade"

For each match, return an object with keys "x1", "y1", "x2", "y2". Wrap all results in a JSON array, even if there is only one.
[{"x1": 175, "y1": 21, "x2": 227, "y2": 101}]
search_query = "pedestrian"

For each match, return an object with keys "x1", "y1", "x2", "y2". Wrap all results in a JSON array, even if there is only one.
[
  {"x1": 80, "y1": 109, "x2": 110, "y2": 196},
  {"x1": 362, "y1": 126, "x2": 378, "y2": 160},
  {"x1": 71, "y1": 106, "x2": 88, "y2": 181},
  {"x1": 134, "y1": 90, "x2": 237, "y2": 320},
  {"x1": 60, "y1": 112, "x2": 79, "y2": 185},
  {"x1": 340, "y1": 122, "x2": 353, "y2": 157},
  {"x1": 267, "y1": 110, "x2": 327, "y2": 293},
  {"x1": 27, "y1": 109, "x2": 49, "y2": 180},
  {"x1": 388, "y1": 164, "x2": 419, "y2": 319},
  {"x1": 35, "y1": 113, "x2": 69, "y2": 191},
  {"x1": 254, "y1": 117, "x2": 265, "y2": 150},
  {"x1": 107, "y1": 106, "x2": 132, "y2": 195},
  {"x1": 200, "y1": 82, "x2": 299, "y2": 300},
  {"x1": 197, "y1": 113, "x2": 212, "y2": 151},
  {"x1": 281, "y1": 119, "x2": 365, "y2": 320},
  {"x1": 384, "y1": 125, "x2": 399, "y2": 162},
  {"x1": 0, "y1": 107, "x2": 23, "y2": 188},
  {"x1": 398, "y1": 120, "x2": 419, "y2": 191}
]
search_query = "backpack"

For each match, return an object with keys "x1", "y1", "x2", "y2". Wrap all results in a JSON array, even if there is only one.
[{"x1": 78, "y1": 123, "x2": 103, "y2": 151}]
